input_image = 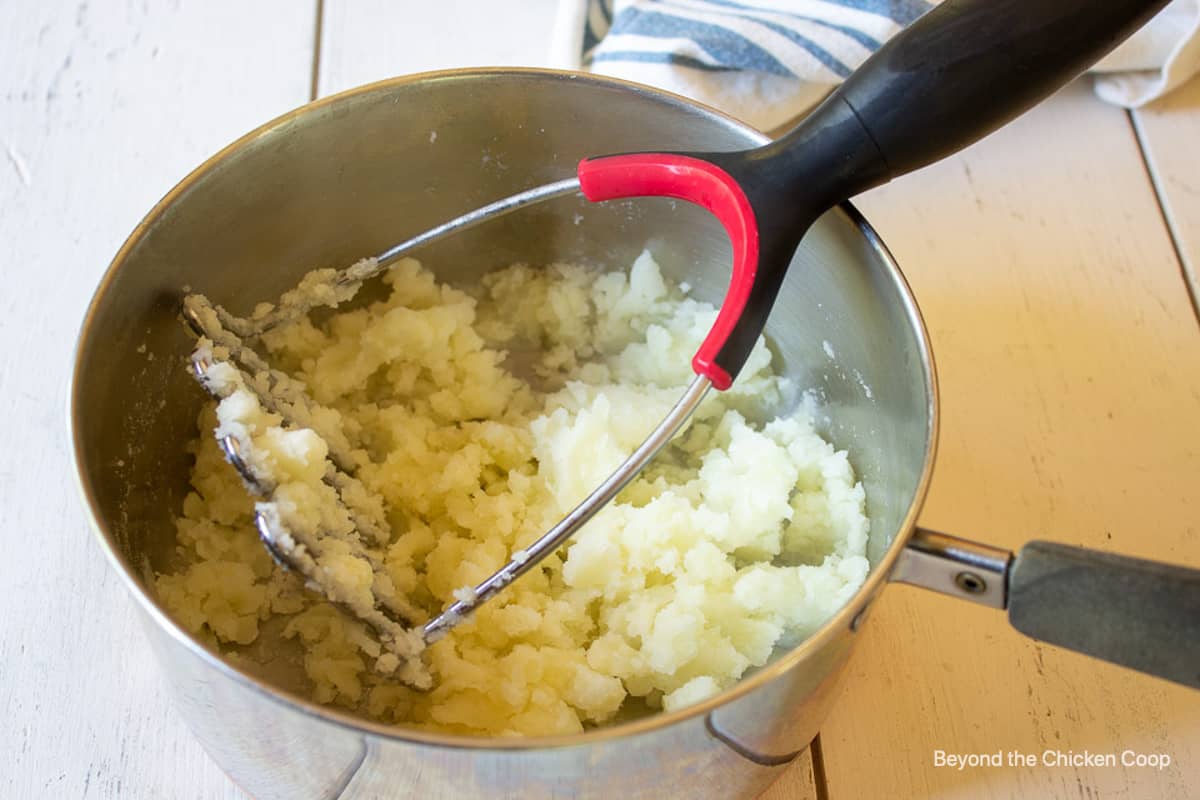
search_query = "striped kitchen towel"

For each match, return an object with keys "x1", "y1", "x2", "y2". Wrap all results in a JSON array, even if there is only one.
[{"x1": 549, "y1": 0, "x2": 1200, "y2": 131}]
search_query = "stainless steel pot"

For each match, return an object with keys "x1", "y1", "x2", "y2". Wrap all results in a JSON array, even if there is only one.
[{"x1": 71, "y1": 69, "x2": 1199, "y2": 800}]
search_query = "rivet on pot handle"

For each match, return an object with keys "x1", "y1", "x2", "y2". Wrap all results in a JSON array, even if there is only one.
[
  {"x1": 891, "y1": 528, "x2": 1011, "y2": 609},
  {"x1": 892, "y1": 529, "x2": 1200, "y2": 689}
]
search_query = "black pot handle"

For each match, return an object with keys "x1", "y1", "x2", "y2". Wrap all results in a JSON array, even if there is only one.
[
  {"x1": 1008, "y1": 541, "x2": 1200, "y2": 689},
  {"x1": 891, "y1": 530, "x2": 1200, "y2": 689}
]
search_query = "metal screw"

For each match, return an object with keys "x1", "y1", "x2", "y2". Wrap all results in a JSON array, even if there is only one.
[{"x1": 955, "y1": 571, "x2": 987, "y2": 594}]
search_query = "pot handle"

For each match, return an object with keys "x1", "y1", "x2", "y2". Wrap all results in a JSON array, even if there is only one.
[{"x1": 891, "y1": 529, "x2": 1200, "y2": 689}]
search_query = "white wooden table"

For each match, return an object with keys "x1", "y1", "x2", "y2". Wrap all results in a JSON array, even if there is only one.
[{"x1": 2, "y1": 2, "x2": 1198, "y2": 798}]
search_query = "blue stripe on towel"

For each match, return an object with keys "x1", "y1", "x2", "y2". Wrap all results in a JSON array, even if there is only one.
[
  {"x1": 603, "y1": 7, "x2": 796, "y2": 76},
  {"x1": 590, "y1": 50, "x2": 741, "y2": 71},
  {"x1": 694, "y1": 0, "x2": 886, "y2": 51},
  {"x1": 583, "y1": 0, "x2": 935, "y2": 78},
  {"x1": 656, "y1": 0, "x2": 858, "y2": 76},
  {"x1": 836, "y1": 0, "x2": 930, "y2": 25}
]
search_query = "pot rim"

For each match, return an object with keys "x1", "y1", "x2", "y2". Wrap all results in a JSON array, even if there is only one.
[{"x1": 70, "y1": 66, "x2": 939, "y2": 752}]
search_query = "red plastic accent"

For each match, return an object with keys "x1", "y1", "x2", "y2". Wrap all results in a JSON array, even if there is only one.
[{"x1": 577, "y1": 154, "x2": 757, "y2": 391}]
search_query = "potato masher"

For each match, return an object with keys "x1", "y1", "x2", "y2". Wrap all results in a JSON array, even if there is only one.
[{"x1": 183, "y1": 0, "x2": 1169, "y2": 666}]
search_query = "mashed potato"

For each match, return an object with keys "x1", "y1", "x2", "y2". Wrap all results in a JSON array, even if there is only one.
[{"x1": 158, "y1": 250, "x2": 870, "y2": 736}]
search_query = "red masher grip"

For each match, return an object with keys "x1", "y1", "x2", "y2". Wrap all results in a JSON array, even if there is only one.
[{"x1": 576, "y1": 154, "x2": 759, "y2": 391}]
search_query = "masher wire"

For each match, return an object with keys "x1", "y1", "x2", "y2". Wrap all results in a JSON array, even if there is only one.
[
  {"x1": 182, "y1": 177, "x2": 714, "y2": 646},
  {"x1": 421, "y1": 374, "x2": 713, "y2": 641}
]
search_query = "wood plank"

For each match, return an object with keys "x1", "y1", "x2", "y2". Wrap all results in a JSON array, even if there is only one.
[
  {"x1": 0, "y1": 1, "x2": 315, "y2": 797},
  {"x1": 817, "y1": 82, "x2": 1200, "y2": 799},
  {"x1": 317, "y1": 0, "x2": 561, "y2": 97},
  {"x1": 1132, "y1": 73, "x2": 1200, "y2": 316},
  {"x1": 759, "y1": 747, "x2": 820, "y2": 800}
]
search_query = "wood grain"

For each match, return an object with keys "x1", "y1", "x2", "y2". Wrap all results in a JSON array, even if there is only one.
[
  {"x1": 1133, "y1": 74, "x2": 1200, "y2": 317},
  {"x1": 760, "y1": 746, "x2": 820, "y2": 800},
  {"x1": 0, "y1": 1, "x2": 314, "y2": 797},
  {"x1": 817, "y1": 82, "x2": 1200, "y2": 799}
]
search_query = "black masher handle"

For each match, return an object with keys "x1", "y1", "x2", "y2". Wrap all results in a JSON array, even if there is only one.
[{"x1": 700, "y1": 0, "x2": 1171, "y2": 385}]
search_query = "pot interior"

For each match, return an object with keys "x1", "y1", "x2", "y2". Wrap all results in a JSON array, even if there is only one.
[{"x1": 73, "y1": 69, "x2": 933, "y2": 724}]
